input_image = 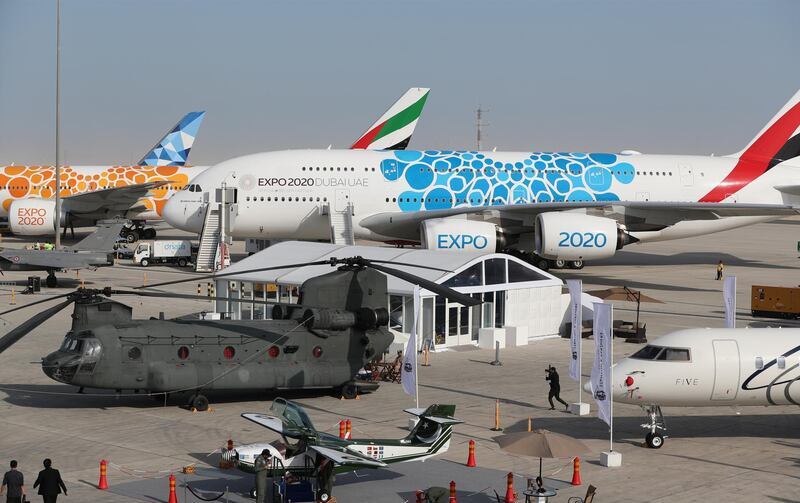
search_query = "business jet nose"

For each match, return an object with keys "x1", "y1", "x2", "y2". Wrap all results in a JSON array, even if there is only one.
[{"x1": 162, "y1": 196, "x2": 188, "y2": 231}]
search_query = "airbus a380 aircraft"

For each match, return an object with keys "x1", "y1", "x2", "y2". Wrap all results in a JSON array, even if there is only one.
[
  {"x1": 1, "y1": 87, "x2": 430, "y2": 239},
  {"x1": 164, "y1": 89, "x2": 800, "y2": 268},
  {"x1": 611, "y1": 328, "x2": 800, "y2": 449}
]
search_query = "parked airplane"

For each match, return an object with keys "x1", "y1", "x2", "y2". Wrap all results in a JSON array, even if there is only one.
[
  {"x1": 611, "y1": 328, "x2": 800, "y2": 448},
  {"x1": 164, "y1": 89, "x2": 800, "y2": 269},
  {"x1": 1, "y1": 111, "x2": 207, "y2": 240},
  {"x1": 222, "y1": 398, "x2": 460, "y2": 501},
  {"x1": 2, "y1": 87, "x2": 430, "y2": 240},
  {"x1": 0, "y1": 219, "x2": 125, "y2": 286}
]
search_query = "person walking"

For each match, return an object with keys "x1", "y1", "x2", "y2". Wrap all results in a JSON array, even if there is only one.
[
  {"x1": 546, "y1": 366, "x2": 568, "y2": 410},
  {"x1": 716, "y1": 260, "x2": 724, "y2": 280},
  {"x1": 32, "y1": 459, "x2": 66, "y2": 503},
  {"x1": 254, "y1": 449, "x2": 271, "y2": 503},
  {"x1": 1, "y1": 460, "x2": 25, "y2": 503}
]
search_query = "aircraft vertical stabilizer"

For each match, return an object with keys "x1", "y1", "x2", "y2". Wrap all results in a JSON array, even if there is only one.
[
  {"x1": 351, "y1": 88, "x2": 430, "y2": 150},
  {"x1": 138, "y1": 111, "x2": 206, "y2": 166}
]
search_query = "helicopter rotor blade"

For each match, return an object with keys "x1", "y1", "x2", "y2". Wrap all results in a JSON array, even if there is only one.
[
  {"x1": 110, "y1": 289, "x2": 292, "y2": 307},
  {"x1": 365, "y1": 259, "x2": 450, "y2": 273},
  {"x1": 0, "y1": 299, "x2": 74, "y2": 354},
  {"x1": 0, "y1": 292, "x2": 73, "y2": 317},
  {"x1": 366, "y1": 262, "x2": 481, "y2": 307},
  {"x1": 137, "y1": 260, "x2": 334, "y2": 290}
]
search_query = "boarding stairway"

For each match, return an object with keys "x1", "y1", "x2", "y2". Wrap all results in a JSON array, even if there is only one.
[
  {"x1": 329, "y1": 202, "x2": 355, "y2": 245},
  {"x1": 195, "y1": 205, "x2": 221, "y2": 272}
]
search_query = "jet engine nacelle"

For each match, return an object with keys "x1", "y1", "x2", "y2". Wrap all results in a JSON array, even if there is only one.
[
  {"x1": 420, "y1": 218, "x2": 503, "y2": 253},
  {"x1": 8, "y1": 198, "x2": 63, "y2": 235},
  {"x1": 535, "y1": 212, "x2": 636, "y2": 260}
]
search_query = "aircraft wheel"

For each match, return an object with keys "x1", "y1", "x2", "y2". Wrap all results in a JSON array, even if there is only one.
[
  {"x1": 554, "y1": 259, "x2": 567, "y2": 269},
  {"x1": 190, "y1": 394, "x2": 209, "y2": 412},
  {"x1": 45, "y1": 275, "x2": 57, "y2": 288},
  {"x1": 535, "y1": 258, "x2": 549, "y2": 271},
  {"x1": 249, "y1": 487, "x2": 256, "y2": 498},
  {"x1": 570, "y1": 260, "x2": 585, "y2": 269},
  {"x1": 340, "y1": 383, "x2": 358, "y2": 400},
  {"x1": 125, "y1": 231, "x2": 139, "y2": 243},
  {"x1": 177, "y1": 258, "x2": 188, "y2": 268},
  {"x1": 645, "y1": 432, "x2": 664, "y2": 449},
  {"x1": 142, "y1": 228, "x2": 156, "y2": 239},
  {"x1": 140, "y1": 259, "x2": 149, "y2": 267}
]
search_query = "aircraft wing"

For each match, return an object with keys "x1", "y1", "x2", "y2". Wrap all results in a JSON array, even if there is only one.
[
  {"x1": 69, "y1": 220, "x2": 126, "y2": 252},
  {"x1": 359, "y1": 201, "x2": 800, "y2": 239},
  {"x1": 308, "y1": 445, "x2": 387, "y2": 468},
  {"x1": 61, "y1": 181, "x2": 168, "y2": 215},
  {"x1": 241, "y1": 413, "x2": 304, "y2": 439}
]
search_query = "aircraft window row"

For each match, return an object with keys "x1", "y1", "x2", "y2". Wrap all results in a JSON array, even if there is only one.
[
  {"x1": 635, "y1": 171, "x2": 673, "y2": 177},
  {"x1": 631, "y1": 345, "x2": 690, "y2": 361},
  {"x1": 245, "y1": 196, "x2": 329, "y2": 203},
  {"x1": 300, "y1": 166, "x2": 377, "y2": 172},
  {"x1": 411, "y1": 167, "x2": 642, "y2": 176}
]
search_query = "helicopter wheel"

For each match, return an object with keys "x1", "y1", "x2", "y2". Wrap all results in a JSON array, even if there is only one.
[
  {"x1": 645, "y1": 432, "x2": 664, "y2": 449},
  {"x1": 45, "y1": 273, "x2": 57, "y2": 288},
  {"x1": 189, "y1": 394, "x2": 209, "y2": 412},
  {"x1": 249, "y1": 487, "x2": 256, "y2": 498},
  {"x1": 318, "y1": 491, "x2": 331, "y2": 502},
  {"x1": 340, "y1": 382, "x2": 358, "y2": 400}
]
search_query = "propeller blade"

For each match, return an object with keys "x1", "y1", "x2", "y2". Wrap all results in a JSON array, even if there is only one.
[
  {"x1": 367, "y1": 262, "x2": 481, "y2": 307},
  {"x1": 0, "y1": 292, "x2": 73, "y2": 317},
  {"x1": 137, "y1": 260, "x2": 334, "y2": 289},
  {"x1": 0, "y1": 299, "x2": 74, "y2": 354}
]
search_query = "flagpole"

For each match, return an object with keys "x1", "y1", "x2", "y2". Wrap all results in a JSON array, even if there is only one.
[
  {"x1": 414, "y1": 286, "x2": 420, "y2": 409},
  {"x1": 609, "y1": 304, "x2": 614, "y2": 453}
]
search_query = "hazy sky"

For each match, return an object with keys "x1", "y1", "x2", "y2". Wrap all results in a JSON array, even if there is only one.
[{"x1": 1, "y1": 0, "x2": 798, "y2": 166}]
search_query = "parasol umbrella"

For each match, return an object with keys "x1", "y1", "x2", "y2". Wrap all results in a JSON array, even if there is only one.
[
  {"x1": 494, "y1": 429, "x2": 590, "y2": 480},
  {"x1": 586, "y1": 286, "x2": 663, "y2": 330}
]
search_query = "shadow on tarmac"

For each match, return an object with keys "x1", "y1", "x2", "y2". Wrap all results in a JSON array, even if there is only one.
[
  {"x1": 581, "y1": 251, "x2": 800, "y2": 270},
  {"x1": 510, "y1": 413, "x2": 800, "y2": 441}
]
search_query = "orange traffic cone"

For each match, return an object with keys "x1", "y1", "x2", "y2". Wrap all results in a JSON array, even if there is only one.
[
  {"x1": 98, "y1": 459, "x2": 108, "y2": 490},
  {"x1": 504, "y1": 472, "x2": 515, "y2": 502},
  {"x1": 449, "y1": 480, "x2": 457, "y2": 503},
  {"x1": 571, "y1": 456, "x2": 582, "y2": 486},
  {"x1": 345, "y1": 419, "x2": 352, "y2": 440},
  {"x1": 339, "y1": 420, "x2": 345, "y2": 439},
  {"x1": 466, "y1": 440, "x2": 476, "y2": 467},
  {"x1": 168, "y1": 473, "x2": 178, "y2": 503}
]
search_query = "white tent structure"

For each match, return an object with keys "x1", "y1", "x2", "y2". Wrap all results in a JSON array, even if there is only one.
[{"x1": 212, "y1": 242, "x2": 565, "y2": 349}]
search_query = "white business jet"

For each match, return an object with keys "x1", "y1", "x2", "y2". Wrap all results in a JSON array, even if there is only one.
[{"x1": 610, "y1": 328, "x2": 800, "y2": 448}]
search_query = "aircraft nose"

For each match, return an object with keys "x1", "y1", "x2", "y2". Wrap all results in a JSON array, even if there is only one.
[{"x1": 162, "y1": 196, "x2": 188, "y2": 230}]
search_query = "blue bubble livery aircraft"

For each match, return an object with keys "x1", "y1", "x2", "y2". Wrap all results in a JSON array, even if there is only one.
[{"x1": 164, "y1": 89, "x2": 800, "y2": 268}]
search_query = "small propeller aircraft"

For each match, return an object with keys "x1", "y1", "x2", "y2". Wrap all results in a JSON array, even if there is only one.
[
  {"x1": 222, "y1": 398, "x2": 461, "y2": 501},
  {"x1": 608, "y1": 328, "x2": 800, "y2": 448},
  {"x1": 0, "y1": 256, "x2": 478, "y2": 410}
]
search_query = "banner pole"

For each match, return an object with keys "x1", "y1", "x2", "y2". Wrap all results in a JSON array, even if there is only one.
[
  {"x1": 414, "y1": 286, "x2": 420, "y2": 409},
  {"x1": 609, "y1": 304, "x2": 614, "y2": 453}
]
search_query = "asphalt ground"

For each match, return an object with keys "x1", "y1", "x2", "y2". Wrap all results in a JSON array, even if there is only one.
[{"x1": 0, "y1": 219, "x2": 798, "y2": 502}]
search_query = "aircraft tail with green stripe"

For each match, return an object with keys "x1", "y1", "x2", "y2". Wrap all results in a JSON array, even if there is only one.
[{"x1": 351, "y1": 87, "x2": 430, "y2": 150}]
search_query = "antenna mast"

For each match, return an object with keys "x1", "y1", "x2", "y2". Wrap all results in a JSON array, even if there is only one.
[{"x1": 476, "y1": 105, "x2": 489, "y2": 151}]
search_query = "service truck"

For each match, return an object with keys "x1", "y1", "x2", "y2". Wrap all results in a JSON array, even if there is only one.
[{"x1": 133, "y1": 240, "x2": 193, "y2": 267}]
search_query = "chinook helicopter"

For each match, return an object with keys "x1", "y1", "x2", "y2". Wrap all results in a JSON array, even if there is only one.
[{"x1": 0, "y1": 256, "x2": 478, "y2": 410}]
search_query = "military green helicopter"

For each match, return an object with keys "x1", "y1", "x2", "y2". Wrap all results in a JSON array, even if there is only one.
[{"x1": 0, "y1": 256, "x2": 478, "y2": 410}]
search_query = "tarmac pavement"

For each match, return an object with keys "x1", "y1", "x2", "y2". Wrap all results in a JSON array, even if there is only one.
[{"x1": 0, "y1": 220, "x2": 798, "y2": 502}]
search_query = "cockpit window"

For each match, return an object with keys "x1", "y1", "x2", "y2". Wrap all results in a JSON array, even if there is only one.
[
  {"x1": 631, "y1": 345, "x2": 690, "y2": 361},
  {"x1": 631, "y1": 345, "x2": 662, "y2": 360},
  {"x1": 658, "y1": 348, "x2": 690, "y2": 361},
  {"x1": 187, "y1": 184, "x2": 203, "y2": 193}
]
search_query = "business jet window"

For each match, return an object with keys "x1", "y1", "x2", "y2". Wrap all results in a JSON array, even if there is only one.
[
  {"x1": 657, "y1": 348, "x2": 690, "y2": 361},
  {"x1": 630, "y1": 345, "x2": 663, "y2": 360}
]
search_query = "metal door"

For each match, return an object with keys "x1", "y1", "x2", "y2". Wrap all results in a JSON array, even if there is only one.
[
  {"x1": 679, "y1": 164, "x2": 694, "y2": 186},
  {"x1": 335, "y1": 189, "x2": 350, "y2": 212},
  {"x1": 711, "y1": 339, "x2": 740, "y2": 400}
]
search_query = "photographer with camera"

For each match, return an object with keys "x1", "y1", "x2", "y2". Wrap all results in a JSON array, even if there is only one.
[{"x1": 545, "y1": 366, "x2": 568, "y2": 410}]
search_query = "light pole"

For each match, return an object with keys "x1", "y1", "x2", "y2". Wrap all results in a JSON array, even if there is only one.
[{"x1": 54, "y1": 0, "x2": 61, "y2": 248}]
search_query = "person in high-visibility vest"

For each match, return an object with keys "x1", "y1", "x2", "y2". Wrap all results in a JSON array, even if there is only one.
[{"x1": 716, "y1": 260, "x2": 724, "y2": 280}]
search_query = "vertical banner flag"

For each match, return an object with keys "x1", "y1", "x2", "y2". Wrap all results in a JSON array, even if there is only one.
[
  {"x1": 590, "y1": 302, "x2": 613, "y2": 426},
  {"x1": 402, "y1": 285, "x2": 421, "y2": 401},
  {"x1": 567, "y1": 279, "x2": 582, "y2": 382},
  {"x1": 723, "y1": 275, "x2": 736, "y2": 329}
]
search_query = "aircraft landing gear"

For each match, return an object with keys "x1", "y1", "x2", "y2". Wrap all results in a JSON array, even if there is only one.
[
  {"x1": 188, "y1": 393, "x2": 209, "y2": 412},
  {"x1": 45, "y1": 271, "x2": 58, "y2": 288},
  {"x1": 641, "y1": 405, "x2": 667, "y2": 448},
  {"x1": 120, "y1": 222, "x2": 156, "y2": 243}
]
